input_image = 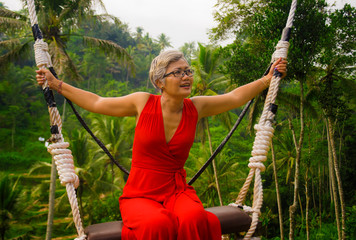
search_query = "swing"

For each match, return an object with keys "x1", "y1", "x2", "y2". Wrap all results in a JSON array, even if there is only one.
[
  {"x1": 85, "y1": 206, "x2": 260, "y2": 240},
  {"x1": 26, "y1": 0, "x2": 297, "y2": 238}
]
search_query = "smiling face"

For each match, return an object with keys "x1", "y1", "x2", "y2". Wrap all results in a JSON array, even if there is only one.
[{"x1": 157, "y1": 58, "x2": 193, "y2": 98}]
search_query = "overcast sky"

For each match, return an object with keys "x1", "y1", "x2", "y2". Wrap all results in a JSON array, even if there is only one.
[{"x1": 2, "y1": 0, "x2": 355, "y2": 49}]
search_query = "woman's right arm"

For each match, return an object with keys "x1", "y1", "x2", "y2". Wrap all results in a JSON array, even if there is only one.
[{"x1": 36, "y1": 69, "x2": 150, "y2": 117}]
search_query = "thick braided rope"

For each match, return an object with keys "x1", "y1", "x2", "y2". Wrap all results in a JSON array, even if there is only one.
[
  {"x1": 34, "y1": 40, "x2": 53, "y2": 68},
  {"x1": 230, "y1": 1, "x2": 297, "y2": 239},
  {"x1": 27, "y1": 0, "x2": 86, "y2": 239},
  {"x1": 47, "y1": 142, "x2": 79, "y2": 188}
]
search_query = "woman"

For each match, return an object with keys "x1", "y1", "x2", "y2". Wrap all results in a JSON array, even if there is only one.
[{"x1": 36, "y1": 50, "x2": 287, "y2": 240}]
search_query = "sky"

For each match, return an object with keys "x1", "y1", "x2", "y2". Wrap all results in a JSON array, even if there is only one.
[{"x1": 1, "y1": 0, "x2": 355, "y2": 49}]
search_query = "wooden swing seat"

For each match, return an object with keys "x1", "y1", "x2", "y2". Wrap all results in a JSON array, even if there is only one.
[{"x1": 85, "y1": 205, "x2": 261, "y2": 239}]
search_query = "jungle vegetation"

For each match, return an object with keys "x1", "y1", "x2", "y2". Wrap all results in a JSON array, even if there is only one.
[{"x1": 0, "y1": 0, "x2": 355, "y2": 239}]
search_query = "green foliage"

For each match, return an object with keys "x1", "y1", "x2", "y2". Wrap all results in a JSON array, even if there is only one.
[
  {"x1": 0, "y1": 174, "x2": 21, "y2": 239},
  {"x1": 0, "y1": 0, "x2": 355, "y2": 239},
  {"x1": 90, "y1": 194, "x2": 122, "y2": 224},
  {"x1": 345, "y1": 206, "x2": 356, "y2": 239}
]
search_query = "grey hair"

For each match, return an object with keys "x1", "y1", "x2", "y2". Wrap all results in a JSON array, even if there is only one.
[{"x1": 149, "y1": 50, "x2": 188, "y2": 90}]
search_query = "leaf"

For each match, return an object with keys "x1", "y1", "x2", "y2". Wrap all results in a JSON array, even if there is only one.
[{"x1": 83, "y1": 36, "x2": 135, "y2": 73}]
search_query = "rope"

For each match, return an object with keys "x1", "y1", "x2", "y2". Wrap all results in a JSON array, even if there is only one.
[
  {"x1": 26, "y1": 0, "x2": 86, "y2": 239},
  {"x1": 230, "y1": 1, "x2": 297, "y2": 239}
]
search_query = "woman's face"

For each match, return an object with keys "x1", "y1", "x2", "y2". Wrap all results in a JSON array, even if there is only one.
[{"x1": 160, "y1": 58, "x2": 193, "y2": 97}]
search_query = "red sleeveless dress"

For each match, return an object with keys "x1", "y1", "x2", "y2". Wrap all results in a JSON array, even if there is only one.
[{"x1": 119, "y1": 94, "x2": 221, "y2": 240}]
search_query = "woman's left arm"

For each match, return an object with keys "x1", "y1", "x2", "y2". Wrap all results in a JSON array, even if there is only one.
[{"x1": 191, "y1": 58, "x2": 287, "y2": 119}]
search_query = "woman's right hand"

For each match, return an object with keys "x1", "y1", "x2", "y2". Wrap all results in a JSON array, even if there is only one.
[{"x1": 36, "y1": 68, "x2": 58, "y2": 88}]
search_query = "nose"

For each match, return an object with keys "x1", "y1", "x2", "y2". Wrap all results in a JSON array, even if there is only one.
[
  {"x1": 182, "y1": 70, "x2": 192, "y2": 79},
  {"x1": 182, "y1": 73, "x2": 190, "y2": 80}
]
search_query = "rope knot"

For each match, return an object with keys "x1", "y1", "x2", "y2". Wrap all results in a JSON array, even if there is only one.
[
  {"x1": 247, "y1": 124, "x2": 275, "y2": 171},
  {"x1": 272, "y1": 40, "x2": 290, "y2": 61},
  {"x1": 47, "y1": 142, "x2": 79, "y2": 188},
  {"x1": 34, "y1": 39, "x2": 53, "y2": 67}
]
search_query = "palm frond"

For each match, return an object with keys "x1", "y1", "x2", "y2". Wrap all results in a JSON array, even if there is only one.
[
  {"x1": 278, "y1": 91, "x2": 319, "y2": 119},
  {"x1": 49, "y1": 39, "x2": 82, "y2": 82},
  {"x1": 213, "y1": 111, "x2": 232, "y2": 130},
  {"x1": 0, "y1": 7, "x2": 27, "y2": 20},
  {"x1": 0, "y1": 38, "x2": 21, "y2": 49},
  {"x1": 0, "y1": 16, "x2": 28, "y2": 30},
  {"x1": 93, "y1": 13, "x2": 122, "y2": 26},
  {"x1": 248, "y1": 94, "x2": 263, "y2": 132},
  {"x1": 208, "y1": 75, "x2": 228, "y2": 88},
  {"x1": 58, "y1": 0, "x2": 107, "y2": 25},
  {"x1": 58, "y1": 0, "x2": 83, "y2": 24},
  {"x1": 83, "y1": 36, "x2": 135, "y2": 73},
  {"x1": 0, "y1": 40, "x2": 32, "y2": 69},
  {"x1": 204, "y1": 89, "x2": 218, "y2": 96},
  {"x1": 338, "y1": 76, "x2": 356, "y2": 102},
  {"x1": 28, "y1": 162, "x2": 52, "y2": 175}
]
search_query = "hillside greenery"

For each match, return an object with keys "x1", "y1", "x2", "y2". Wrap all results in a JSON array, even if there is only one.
[{"x1": 0, "y1": 0, "x2": 355, "y2": 239}]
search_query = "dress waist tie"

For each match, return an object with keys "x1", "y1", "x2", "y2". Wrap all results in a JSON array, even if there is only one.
[{"x1": 164, "y1": 168, "x2": 187, "y2": 210}]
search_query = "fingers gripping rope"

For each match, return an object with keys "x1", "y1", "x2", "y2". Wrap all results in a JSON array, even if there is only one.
[{"x1": 47, "y1": 142, "x2": 79, "y2": 188}]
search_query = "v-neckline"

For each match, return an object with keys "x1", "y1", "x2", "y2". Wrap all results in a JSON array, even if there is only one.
[{"x1": 159, "y1": 96, "x2": 184, "y2": 145}]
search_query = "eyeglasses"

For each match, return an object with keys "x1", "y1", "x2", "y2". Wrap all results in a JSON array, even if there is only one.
[{"x1": 163, "y1": 69, "x2": 194, "y2": 78}]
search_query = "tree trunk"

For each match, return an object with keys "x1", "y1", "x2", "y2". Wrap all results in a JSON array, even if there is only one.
[
  {"x1": 327, "y1": 121, "x2": 334, "y2": 203},
  {"x1": 289, "y1": 79, "x2": 305, "y2": 240},
  {"x1": 298, "y1": 192, "x2": 304, "y2": 222},
  {"x1": 318, "y1": 163, "x2": 322, "y2": 229},
  {"x1": 126, "y1": 68, "x2": 130, "y2": 84},
  {"x1": 328, "y1": 117, "x2": 346, "y2": 239},
  {"x1": 271, "y1": 141, "x2": 284, "y2": 240},
  {"x1": 305, "y1": 167, "x2": 310, "y2": 240},
  {"x1": 206, "y1": 119, "x2": 223, "y2": 206},
  {"x1": 45, "y1": 158, "x2": 57, "y2": 240},
  {"x1": 326, "y1": 119, "x2": 341, "y2": 239}
]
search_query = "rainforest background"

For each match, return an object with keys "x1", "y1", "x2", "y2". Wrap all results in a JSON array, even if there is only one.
[{"x1": 0, "y1": 0, "x2": 355, "y2": 239}]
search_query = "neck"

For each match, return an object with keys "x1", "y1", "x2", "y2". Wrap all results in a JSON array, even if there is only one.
[{"x1": 160, "y1": 94, "x2": 184, "y2": 113}]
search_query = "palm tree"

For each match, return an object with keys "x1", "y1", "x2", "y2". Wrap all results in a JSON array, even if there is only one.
[
  {"x1": 179, "y1": 41, "x2": 196, "y2": 64},
  {"x1": 186, "y1": 146, "x2": 242, "y2": 207},
  {"x1": 156, "y1": 33, "x2": 172, "y2": 52},
  {"x1": 0, "y1": 1, "x2": 134, "y2": 80},
  {"x1": 314, "y1": 63, "x2": 356, "y2": 240},
  {"x1": 67, "y1": 128, "x2": 124, "y2": 224},
  {"x1": 1, "y1": 2, "x2": 134, "y2": 238},
  {"x1": 90, "y1": 114, "x2": 135, "y2": 189},
  {"x1": 134, "y1": 26, "x2": 144, "y2": 43},
  {"x1": 191, "y1": 43, "x2": 232, "y2": 206}
]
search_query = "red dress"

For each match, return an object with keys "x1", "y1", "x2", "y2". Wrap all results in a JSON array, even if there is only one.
[{"x1": 119, "y1": 94, "x2": 221, "y2": 240}]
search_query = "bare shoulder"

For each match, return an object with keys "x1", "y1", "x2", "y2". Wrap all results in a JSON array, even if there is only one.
[
  {"x1": 130, "y1": 92, "x2": 151, "y2": 113},
  {"x1": 190, "y1": 94, "x2": 235, "y2": 119},
  {"x1": 190, "y1": 95, "x2": 210, "y2": 118}
]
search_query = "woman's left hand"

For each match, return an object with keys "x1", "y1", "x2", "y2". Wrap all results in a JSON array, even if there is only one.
[{"x1": 267, "y1": 58, "x2": 288, "y2": 81}]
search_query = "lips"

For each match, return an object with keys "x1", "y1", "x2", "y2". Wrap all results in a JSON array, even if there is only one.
[{"x1": 180, "y1": 83, "x2": 190, "y2": 87}]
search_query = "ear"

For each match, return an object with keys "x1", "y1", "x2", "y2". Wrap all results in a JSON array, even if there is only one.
[{"x1": 156, "y1": 80, "x2": 164, "y2": 89}]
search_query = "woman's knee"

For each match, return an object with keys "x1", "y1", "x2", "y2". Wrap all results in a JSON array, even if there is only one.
[
  {"x1": 178, "y1": 207, "x2": 208, "y2": 226},
  {"x1": 140, "y1": 210, "x2": 178, "y2": 237}
]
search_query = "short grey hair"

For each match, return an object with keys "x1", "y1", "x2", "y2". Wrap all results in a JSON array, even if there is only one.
[{"x1": 149, "y1": 50, "x2": 188, "y2": 90}]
